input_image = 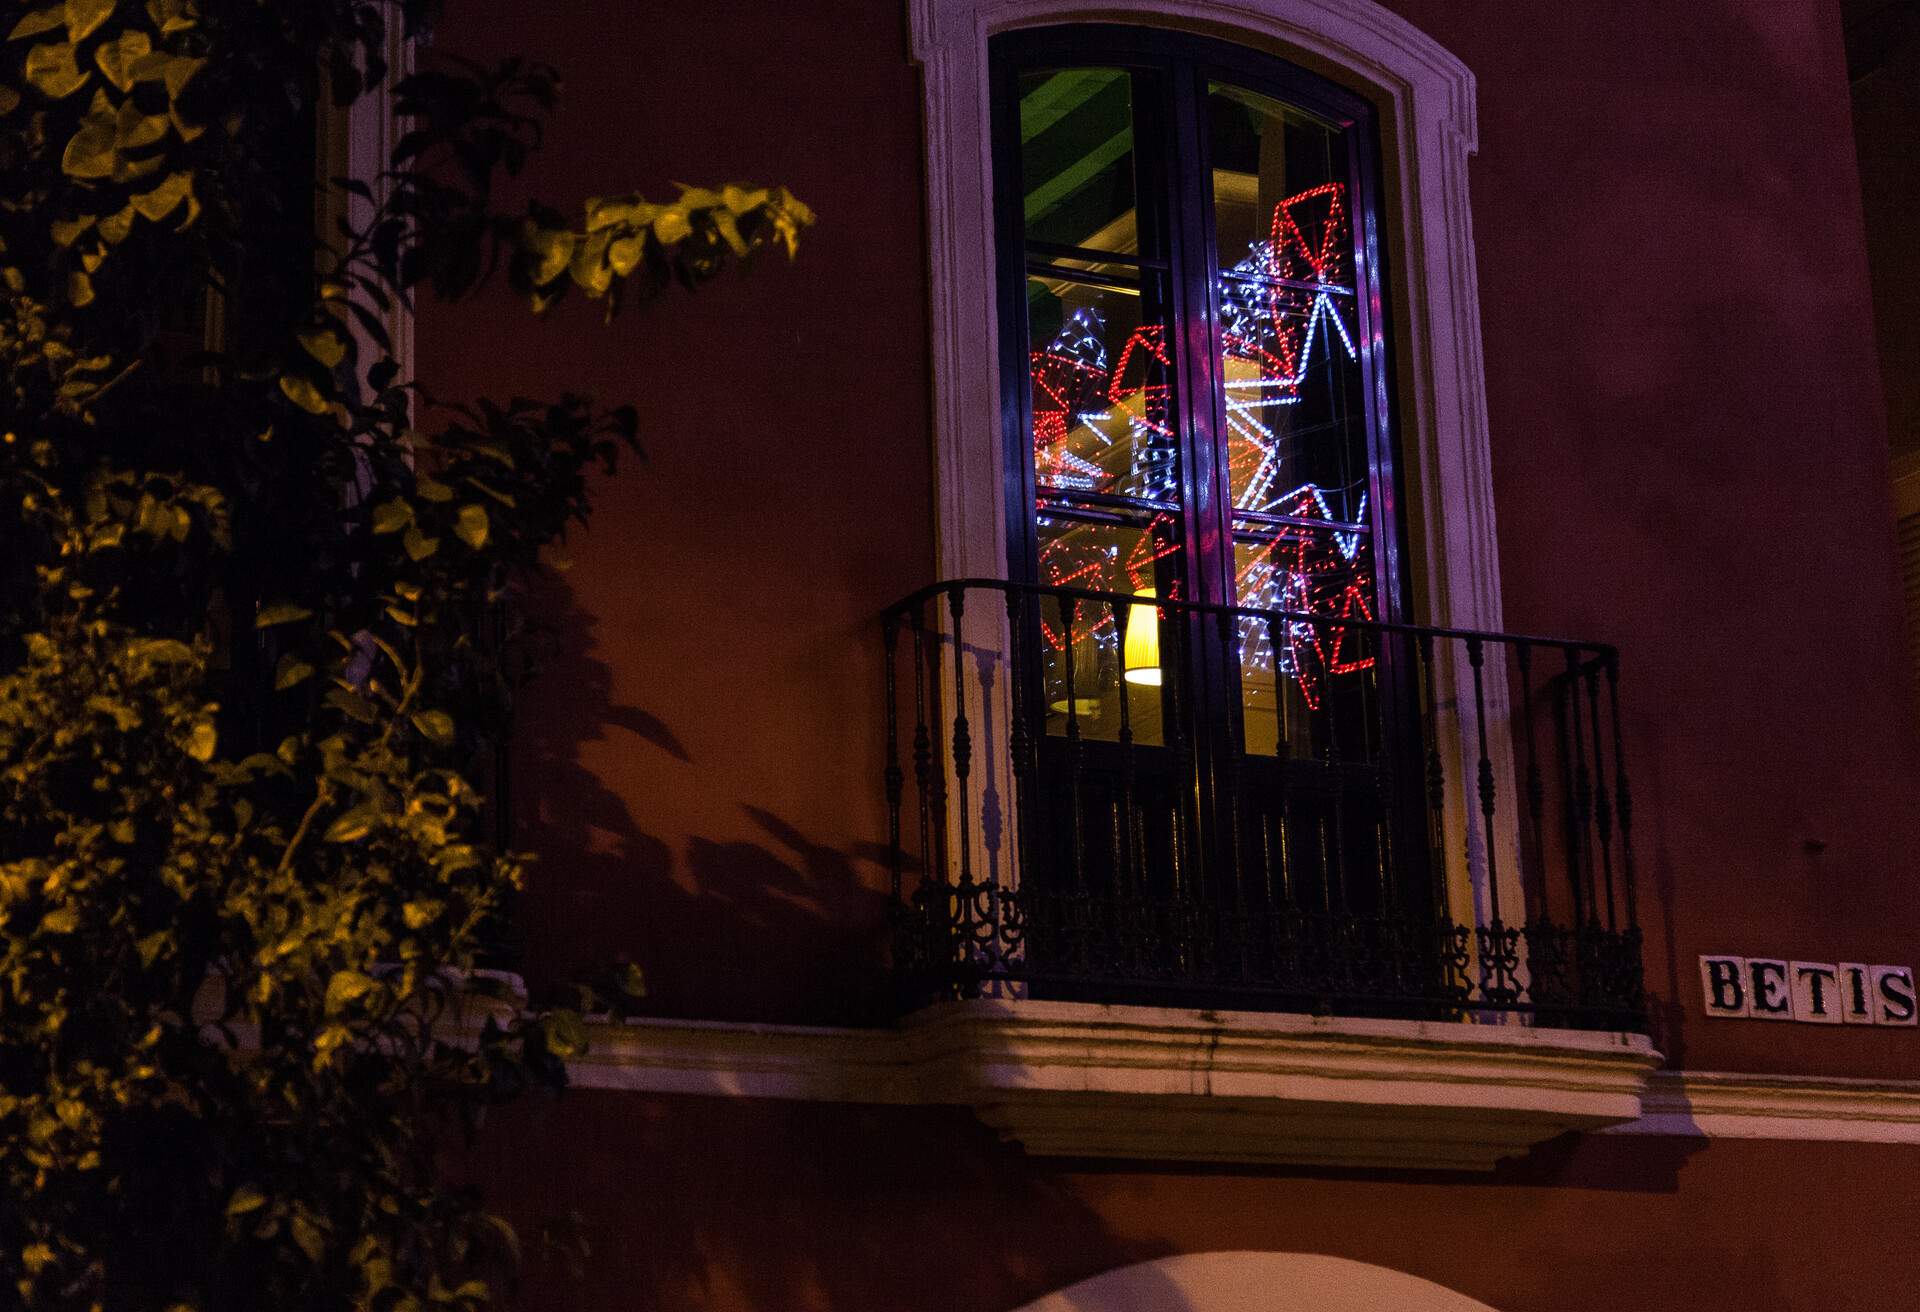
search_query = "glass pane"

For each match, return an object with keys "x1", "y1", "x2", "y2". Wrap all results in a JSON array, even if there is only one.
[
  {"x1": 1027, "y1": 276, "x2": 1178, "y2": 503},
  {"x1": 1035, "y1": 513, "x2": 1182, "y2": 745},
  {"x1": 1208, "y1": 82, "x2": 1350, "y2": 280},
  {"x1": 1019, "y1": 68, "x2": 1139, "y2": 253},
  {"x1": 1209, "y1": 80, "x2": 1371, "y2": 538},
  {"x1": 1234, "y1": 529, "x2": 1376, "y2": 758}
]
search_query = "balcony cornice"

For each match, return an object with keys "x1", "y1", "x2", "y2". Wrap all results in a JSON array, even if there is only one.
[{"x1": 562, "y1": 999, "x2": 1661, "y2": 1170}]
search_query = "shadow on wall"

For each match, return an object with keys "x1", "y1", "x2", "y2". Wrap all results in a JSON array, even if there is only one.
[
  {"x1": 477, "y1": 1093, "x2": 1178, "y2": 1312},
  {"x1": 506, "y1": 568, "x2": 897, "y2": 1025}
]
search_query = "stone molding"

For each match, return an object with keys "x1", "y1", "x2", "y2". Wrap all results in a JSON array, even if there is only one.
[
  {"x1": 1602, "y1": 1069, "x2": 1920, "y2": 1145},
  {"x1": 564, "y1": 1000, "x2": 1658, "y2": 1169},
  {"x1": 558, "y1": 1003, "x2": 1920, "y2": 1162}
]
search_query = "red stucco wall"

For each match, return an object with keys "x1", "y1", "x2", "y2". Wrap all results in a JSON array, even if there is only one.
[
  {"x1": 418, "y1": 1, "x2": 932, "y2": 1025},
  {"x1": 419, "y1": 0, "x2": 1920, "y2": 1077},
  {"x1": 468, "y1": 1090, "x2": 1920, "y2": 1312}
]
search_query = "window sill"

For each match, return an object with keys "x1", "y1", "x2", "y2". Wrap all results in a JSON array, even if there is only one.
[{"x1": 899, "y1": 1000, "x2": 1658, "y2": 1169}]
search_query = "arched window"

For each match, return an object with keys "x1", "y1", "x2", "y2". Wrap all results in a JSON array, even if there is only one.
[
  {"x1": 992, "y1": 26, "x2": 1432, "y2": 945},
  {"x1": 888, "y1": 0, "x2": 1646, "y2": 1030}
]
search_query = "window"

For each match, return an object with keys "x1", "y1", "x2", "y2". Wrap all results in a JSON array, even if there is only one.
[
  {"x1": 892, "y1": 1, "x2": 1645, "y2": 1029},
  {"x1": 990, "y1": 27, "x2": 1428, "y2": 930}
]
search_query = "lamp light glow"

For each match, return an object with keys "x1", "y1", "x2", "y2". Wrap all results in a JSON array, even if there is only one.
[{"x1": 1124, "y1": 590, "x2": 1163, "y2": 686}]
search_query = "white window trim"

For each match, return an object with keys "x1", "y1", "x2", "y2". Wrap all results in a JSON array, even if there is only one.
[{"x1": 908, "y1": 0, "x2": 1530, "y2": 943}]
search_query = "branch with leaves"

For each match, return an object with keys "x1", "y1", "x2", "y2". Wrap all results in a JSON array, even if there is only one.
[{"x1": 0, "y1": 1, "x2": 812, "y2": 1307}]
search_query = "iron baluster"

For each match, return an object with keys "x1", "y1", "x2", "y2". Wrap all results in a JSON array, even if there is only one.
[
  {"x1": 1416, "y1": 632, "x2": 1447, "y2": 925},
  {"x1": 1560, "y1": 648, "x2": 1595, "y2": 925},
  {"x1": 1604, "y1": 650, "x2": 1638, "y2": 929},
  {"x1": 946, "y1": 587, "x2": 977, "y2": 962},
  {"x1": 1582, "y1": 656, "x2": 1617, "y2": 933},
  {"x1": 1060, "y1": 596, "x2": 1086, "y2": 895},
  {"x1": 876, "y1": 578, "x2": 1647, "y2": 1030},
  {"x1": 883, "y1": 614, "x2": 904, "y2": 904},
  {"x1": 1516, "y1": 641, "x2": 1547, "y2": 918},
  {"x1": 910, "y1": 609, "x2": 935, "y2": 902},
  {"x1": 1112, "y1": 597, "x2": 1141, "y2": 896},
  {"x1": 1004, "y1": 586, "x2": 1037, "y2": 910}
]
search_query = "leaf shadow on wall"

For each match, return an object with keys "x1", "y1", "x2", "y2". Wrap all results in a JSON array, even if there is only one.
[
  {"x1": 505, "y1": 569, "x2": 898, "y2": 1025},
  {"x1": 480, "y1": 1093, "x2": 1190, "y2": 1312}
]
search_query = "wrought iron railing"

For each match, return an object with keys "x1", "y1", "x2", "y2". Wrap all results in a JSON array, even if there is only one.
[{"x1": 881, "y1": 579, "x2": 1646, "y2": 1030}]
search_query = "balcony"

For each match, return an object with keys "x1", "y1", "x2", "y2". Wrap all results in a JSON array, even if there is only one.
[{"x1": 877, "y1": 579, "x2": 1656, "y2": 1166}]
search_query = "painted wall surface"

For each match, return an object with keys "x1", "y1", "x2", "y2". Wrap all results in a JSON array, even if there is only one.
[
  {"x1": 1370, "y1": 0, "x2": 1920, "y2": 1079},
  {"x1": 419, "y1": 1, "x2": 1920, "y2": 1075},
  {"x1": 1851, "y1": 20, "x2": 1920, "y2": 458},
  {"x1": 418, "y1": 1, "x2": 931, "y2": 1025},
  {"x1": 466, "y1": 1090, "x2": 1920, "y2": 1312}
]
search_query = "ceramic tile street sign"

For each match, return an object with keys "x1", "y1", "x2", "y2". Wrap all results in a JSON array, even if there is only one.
[{"x1": 1700, "y1": 956, "x2": 1916, "y2": 1025}]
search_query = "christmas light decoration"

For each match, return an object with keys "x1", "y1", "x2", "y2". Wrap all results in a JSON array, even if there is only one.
[{"x1": 1027, "y1": 183, "x2": 1376, "y2": 707}]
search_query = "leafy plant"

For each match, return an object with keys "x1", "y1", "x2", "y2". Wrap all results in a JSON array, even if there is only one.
[{"x1": 0, "y1": 1, "x2": 812, "y2": 1307}]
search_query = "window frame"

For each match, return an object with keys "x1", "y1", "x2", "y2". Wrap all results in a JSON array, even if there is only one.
[
  {"x1": 989, "y1": 23, "x2": 1410, "y2": 635},
  {"x1": 910, "y1": 0, "x2": 1525, "y2": 938}
]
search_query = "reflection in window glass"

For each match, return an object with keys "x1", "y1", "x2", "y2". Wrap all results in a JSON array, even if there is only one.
[
  {"x1": 1027, "y1": 277, "x2": 1177, "y2": 503},
  {"x1": 1019, "y1": 68, "x2": 1139, "y2": 252},
  {"x1": 1209, "y1": 80, "x2": 1375, "y2": 731},
  {"x1": 1035, "y1": 514, "x2": 1178, "y2": 745}
]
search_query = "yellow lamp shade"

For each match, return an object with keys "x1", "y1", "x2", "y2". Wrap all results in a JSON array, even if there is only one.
[{"x1": 1123, "y1": 590, "x2": 1162, "y2": 686}]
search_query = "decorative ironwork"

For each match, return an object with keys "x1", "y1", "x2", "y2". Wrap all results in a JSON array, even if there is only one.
[{"x1": 882, "y1": 578, "x2": 1647, "y2": 1030}]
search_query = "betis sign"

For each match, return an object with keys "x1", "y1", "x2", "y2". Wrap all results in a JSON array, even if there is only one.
[{"x1": 1700, "y1": 956, "x2": 1915, "y2": 1025}]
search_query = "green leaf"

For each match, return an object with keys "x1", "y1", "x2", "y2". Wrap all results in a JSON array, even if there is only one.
[
  {"x1": 272, "y1": 654, "x2": 313, "y2": 690},
  {"x1": 96, "y1": 203, "x2": 133, "y2": 243},
  {"x1": 93, "y1": 28, "x2": 148, "y2": 90},
  {"x1": 115, "y1": 102, "x2": 166, "y2": 150},
  {"x1": 27, "y1": 42, "x2": 88, "y2": 99},
  {"x1": 402, "y1": 525, "x2": 438, "y2": 561},
  {"x1": 184, "y1": 720, "x2": 216, "y2": 762},
  {"x1": 454, "y1": 504, "x2": 489, "y2": 550},
  {"x1": 401, "y1": 900, "x2": 441, "y2": 930},
  {"x1": 41, "y1": 905, "x2": 80, "y2": 933},
  {"x1": 50, "y1": 214, "x2": 94, "y2": 246},
  {"x1": 64, "y1": 0, "x2": 115, "y2": 43},
  {"x1": 370, "y1": 499, "x2": 411, "y2": 534},
  {"x1": 254, "y1": 603, "x2": 313, "y2": 628},
  {"x1": 411, "y1": 709, "x2": 453, "y2": 745},
  {"x1": 130, "y1": 171, "x2": 191, "y2": 221},
  {"x1": 160, "y1": 53, "x2": 204, "y2": 98},
  {"x1": 323, "y1": 808, "x2": 376, "y2": 844},
  {"x1": 541, "y1": 1010, "x2": 588, "y2": 1060},
  {"x1": 415, "y1": 477, "x2": 454, "y2": 503},
  {"x1": 521, "y1": 224, "x2": 575, "y2": 287},
  {"x1": 323, "y1": 687, "x2": 375, "y2": 724},
  {"x1": 226, "y1": 1187, "x2": 267, "y2": 1219},
  {"x1": 9, "y1": 6, "x2": 66, "y2": 40},
  {"x1": 652, "y1": 208, "x2": 691, "y2": 246},
  {"x1": 324, "y1": 969, "x2": 377, "y2": 1013},
  {"x1": 289, "y1": 1213, "x2": 324, "y2": 1263},
  {"x1": 298, "y1": 327, "x2": 346, "y2": 370},
  {"x1": 278, "y1": 374, "x2": 330, "y2": 414}
]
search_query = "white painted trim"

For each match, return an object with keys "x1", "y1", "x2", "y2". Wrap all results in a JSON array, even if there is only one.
[
  {"x1": 561, "y1": 999, "x2": 1657, "y2": 1169},
  {"x1": 1602, "y1": 1069, "x2": 1920, "y2": 1145},
  {"x1": 556, "y1": 1008, "x2": 1920, "y2": 1152},
  {"x1": 1013, "y1": 1252, "x2": 1501, "y2": 1312},
  {"x1": 907, "y1": 0, "x2": 1528, "y2": 950}
]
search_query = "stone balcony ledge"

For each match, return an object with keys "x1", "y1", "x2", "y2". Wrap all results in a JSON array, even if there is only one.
[{"x1": 563, "y1": 998, "x2": 1660, "y2": 1170}]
